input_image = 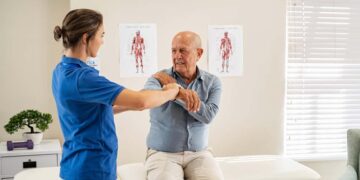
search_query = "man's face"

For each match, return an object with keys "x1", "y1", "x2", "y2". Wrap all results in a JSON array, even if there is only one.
[{"x1": 171, "y1": 37, "x2": 199, "y2": 78}]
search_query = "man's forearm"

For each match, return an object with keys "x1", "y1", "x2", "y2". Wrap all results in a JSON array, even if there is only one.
[{"x1": 173, "y1": 100, "x2": 218, "y2": 124}]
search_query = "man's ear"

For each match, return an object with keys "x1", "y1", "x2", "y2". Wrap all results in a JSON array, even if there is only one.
[{"x1": 197, "y1": 48, "x2": 204, "y2": 59}]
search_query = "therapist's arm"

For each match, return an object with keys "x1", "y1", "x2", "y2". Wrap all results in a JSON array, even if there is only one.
[
  {"x1": 113, "y1": 105, "x2": 130, "y2": 114},
  {"x1": 113, "y1": 83, "x2": 179, "y2": 112}
]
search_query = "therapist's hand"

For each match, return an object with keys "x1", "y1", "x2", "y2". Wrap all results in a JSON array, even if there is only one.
[
  {"x1": 162, "y1": 83, "x2": 180, "y2": 100},
  {"x1": 153, "y1": 72, "x2": 176, "y2": 86},
  {"x1": 177, "y1": 89, "x2": 200, "y2": 112}
]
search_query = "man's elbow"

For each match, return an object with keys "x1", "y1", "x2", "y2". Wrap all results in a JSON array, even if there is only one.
[
  {"x1": 196, "y1": 113, "x2": 215, "y2": 124},
  {"x1": 201, "y1": 109, "x2": 219, "y2": 124},
  {"x1": 204, "y1": 106, "x2": 219, "y2": 124},
  {"x1": 202, "y1": 117, "x2": 214, "y2": 124}
]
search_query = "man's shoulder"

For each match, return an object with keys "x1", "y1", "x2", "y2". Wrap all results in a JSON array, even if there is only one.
[
  {"x1": 199, "y1": 69, "x2": 219, "y2": 81},
  {"x1": 160, "y1": 68, "x2": 173, "y2": 75},
  {"x1": 198, "y1": 69, "x2": 221, "y2": 88},
  {"x1": 145, "y1": 68, "x2": 172, "y2": 82}
]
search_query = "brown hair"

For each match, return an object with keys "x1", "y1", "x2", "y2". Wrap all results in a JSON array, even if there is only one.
[{"x1": 53, "y1": 9, "x2": 103, "y2": 49}]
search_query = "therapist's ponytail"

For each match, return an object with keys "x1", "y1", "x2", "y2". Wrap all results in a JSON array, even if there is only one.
[{"x1": 53, "y1": 9, "x2": 103, "y2": 49}]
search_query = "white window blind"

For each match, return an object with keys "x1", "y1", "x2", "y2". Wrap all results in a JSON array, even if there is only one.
[{"x1": 286, "y1": 0, "x2": 360, "y2": 160}]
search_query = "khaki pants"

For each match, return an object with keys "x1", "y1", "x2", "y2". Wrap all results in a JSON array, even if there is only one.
[{"x1": 145, "y1": 149, "x2": 224, "y2": 180}]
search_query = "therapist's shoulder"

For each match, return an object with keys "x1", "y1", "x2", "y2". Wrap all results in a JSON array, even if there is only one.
[
  {"x1": 76, "y1": 67, "x2": 105, "y2": 85},
  {"x1": 78, "y1": 67, "x2": 99, "y2": 78}
]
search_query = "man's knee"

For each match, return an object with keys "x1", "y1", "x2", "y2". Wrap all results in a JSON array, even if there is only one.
[
  {"x1": 206, "y1": 172, "x2": 224, "y2": 180},
  {"x1": 186, "y1": 174, "x2": 223, "y2": 180},
  {"x1": 148, "y1": 172, "x2": 181, "y2": 180}
]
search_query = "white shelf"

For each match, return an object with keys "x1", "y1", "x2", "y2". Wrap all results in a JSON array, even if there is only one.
[{"x1": 0, "y1": 139, "x2": 62, "y2": 180}]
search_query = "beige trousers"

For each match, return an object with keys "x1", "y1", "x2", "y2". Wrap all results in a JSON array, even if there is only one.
[{"x1": 145, "y1": 149, "x2": 224, "y2": 180}]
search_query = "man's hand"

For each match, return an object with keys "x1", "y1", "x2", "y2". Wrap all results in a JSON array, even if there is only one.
[
  {"x1": 153, "y1": 72, "x2": 176, "y2": 86},
  {"x1": 177, "y1": 89, "x2": 200, "y2": 112},
  {"x1": 153, "y1": 71, "x2": 200, "y2": 112}
]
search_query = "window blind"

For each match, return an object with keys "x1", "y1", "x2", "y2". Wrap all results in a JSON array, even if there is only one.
[{"x1": 286, "y1": 0, "x2": 360, "y2": 160}]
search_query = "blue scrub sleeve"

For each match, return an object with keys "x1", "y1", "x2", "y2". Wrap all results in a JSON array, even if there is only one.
[{"x1": 77, "y1": 68, "x2": 124, "y2": 105}]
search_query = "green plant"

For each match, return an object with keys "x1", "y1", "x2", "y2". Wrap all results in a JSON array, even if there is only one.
[{"x1": 4, "y1": 109, "x2": 53, "y2": 134}]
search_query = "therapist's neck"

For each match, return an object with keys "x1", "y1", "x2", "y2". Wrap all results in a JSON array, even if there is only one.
[{"x1": 64, "y1": 45, "x2": 88, "y2": 62}]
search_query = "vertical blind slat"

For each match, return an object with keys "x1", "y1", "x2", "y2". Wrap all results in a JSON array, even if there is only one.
[{"x1": 286, "y1": 0, "x2": 360, "y2": 159}]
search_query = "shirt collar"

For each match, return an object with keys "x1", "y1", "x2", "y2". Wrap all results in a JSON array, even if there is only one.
[
  {"x1": 61, "y1": 55, "x2": 89, "y2": 68},
  {"x1": 172, "y1": 66, "x2": 204, "y2": 81}
]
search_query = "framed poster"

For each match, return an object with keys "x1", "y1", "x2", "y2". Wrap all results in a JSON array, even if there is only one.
[
  {"x1": 119, "y1": 24, "x2": 157, "y2": 77},
  {"x1": 208, "y1": 25, "x2": 243, "y2": 77}
]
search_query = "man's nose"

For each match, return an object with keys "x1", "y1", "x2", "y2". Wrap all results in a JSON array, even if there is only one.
[{"x1": 174, "y1": 51, "x2": 182, "y2": 59}]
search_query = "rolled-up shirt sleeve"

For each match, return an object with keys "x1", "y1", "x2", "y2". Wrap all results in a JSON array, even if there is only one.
[{"x1": 144, "y1": 76, "x2": 162, "y2": 90}]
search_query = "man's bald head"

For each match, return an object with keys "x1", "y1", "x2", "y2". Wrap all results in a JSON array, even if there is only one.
[{"x1": 172, "y1": 31, "x2": 202, "y2": 49}]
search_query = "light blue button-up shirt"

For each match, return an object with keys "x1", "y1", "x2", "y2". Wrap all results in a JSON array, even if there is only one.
[{"x1": 144, "y1": 67, "x2": 222, "y2": 152}]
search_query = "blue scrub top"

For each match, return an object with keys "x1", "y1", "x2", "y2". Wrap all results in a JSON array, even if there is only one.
[{"x1": 52, "y1": 56, "x2": 124, "y2": 180}]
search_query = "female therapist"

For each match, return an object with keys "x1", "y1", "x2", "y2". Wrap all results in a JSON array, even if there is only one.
[{"x1": 52, "y1": 9, "x2": 179, "y2": 180}]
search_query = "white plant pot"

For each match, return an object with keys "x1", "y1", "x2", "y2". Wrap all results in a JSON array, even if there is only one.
[{"x1": 23, "y1": 132, "x2": 43, "y2": 145}]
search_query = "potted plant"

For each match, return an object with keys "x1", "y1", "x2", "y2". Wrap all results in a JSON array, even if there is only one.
[{"x1": 4, "y1": 109, "x2": 53, "y2": 144}]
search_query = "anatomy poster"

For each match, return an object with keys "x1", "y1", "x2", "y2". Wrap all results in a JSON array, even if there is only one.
[
  {"x1": 119, "y1": 24, "x2": 157, "y2": 77},
  {"x1": 208, "y1": 25, "x2": 243, "y2": 77}
]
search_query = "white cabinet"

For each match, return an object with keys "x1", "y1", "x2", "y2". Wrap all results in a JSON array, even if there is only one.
[{"x1": 0, "y1": 139, "x2": 61, "y2": 180}]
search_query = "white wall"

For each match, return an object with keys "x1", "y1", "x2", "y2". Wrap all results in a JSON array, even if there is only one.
[
  {"x1": 0, "y1": 0, "x2": 69, "y2": 141},
  {"x1": 70, "y1": 0, "x2": 286, "y2": 162},
  {"x1": 0, "y1": 0, "x2": 346, "y2": 179}
]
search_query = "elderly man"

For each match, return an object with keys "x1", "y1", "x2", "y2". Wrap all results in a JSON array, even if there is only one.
[{"x1": 144, "y1": 31, "x2": 223, "y2": 180}]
